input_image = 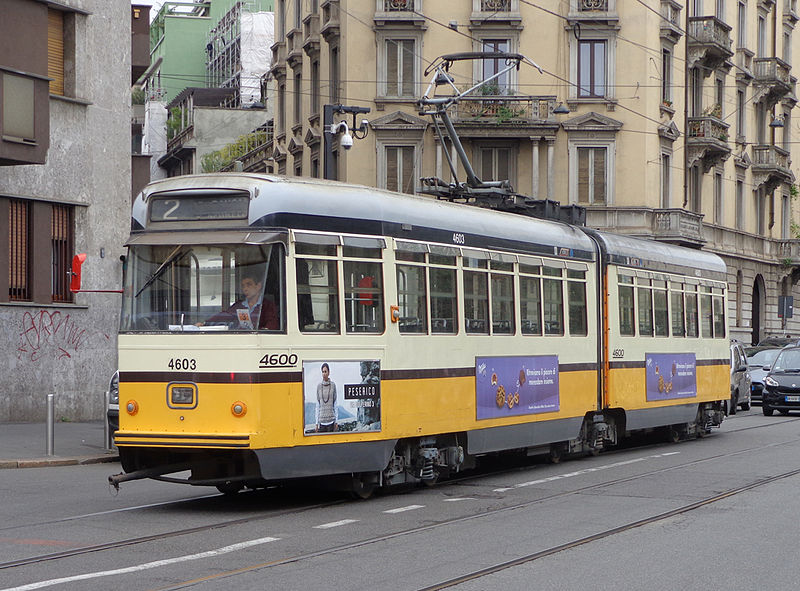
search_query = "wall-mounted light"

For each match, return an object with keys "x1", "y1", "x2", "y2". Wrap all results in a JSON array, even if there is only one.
[
  {"x1": 554, "y1": 102, "x2": 570, "y2": 114},
  {"x1": 770, "y1": 115, "x2": 785, "y2": 128}
]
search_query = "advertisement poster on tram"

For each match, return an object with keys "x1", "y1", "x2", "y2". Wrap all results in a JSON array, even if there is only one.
[
  {"x1": 303, "y1": 360, "x2": 381, "y2": 435},
  {"x1": 645, "y1": 353, "x2": 697, "y2": 401},
  {"x1": 476, "y1": 355, "x2": 560, "y2": 419}
]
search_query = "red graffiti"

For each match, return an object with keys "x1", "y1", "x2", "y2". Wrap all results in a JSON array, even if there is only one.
[{"x1": 16, "y1": 310, "x2": 89, "y2": 362}]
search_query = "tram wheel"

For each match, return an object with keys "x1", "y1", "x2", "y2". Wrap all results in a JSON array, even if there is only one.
[
  {"x1": 350, "y1": 475, "x2": 376, "y2": 500},
  {"x1": 548, "y1": 444, "x2": 563, "y2": 464},
  {"x1": 668, "y1": 427, "x2": 681, "y2": 443}
]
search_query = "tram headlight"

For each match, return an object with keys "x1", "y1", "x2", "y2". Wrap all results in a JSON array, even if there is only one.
[
  {"x1": 126, "y1": 400, "x2": 139, "y2": 416},
  {"x1": 171, "y1": 387, "x2": 194, "y2": 405},
  {"x1": 231, "y1": 401, "x2": 247, "y2": 417}
]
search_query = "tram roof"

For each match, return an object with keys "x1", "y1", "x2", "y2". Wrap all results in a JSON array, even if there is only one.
[{"x1": 134, "y1": 173, "x2": 597, "y2": 260}]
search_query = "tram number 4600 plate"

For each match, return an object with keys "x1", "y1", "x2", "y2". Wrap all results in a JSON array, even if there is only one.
[{"x1": 259, "y1": 353, "x2": 299, "y2": 368}]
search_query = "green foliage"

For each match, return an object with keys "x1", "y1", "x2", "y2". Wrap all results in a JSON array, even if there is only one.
[
  {"x1": 131, "y1": 88, "x2": 145, "y2": 105},
  {"x1": 200, "y1": 129, "x2": 269, "y2": 173},
  {"x1": 166, "y1": 107, "x2": 184, "y2": 141},
  {"x1": 791, "y1": 221, "x2": 800, "y2": 238},
  {"x1": 790, "y1": 183, "x2": 799, "y2": 198}
]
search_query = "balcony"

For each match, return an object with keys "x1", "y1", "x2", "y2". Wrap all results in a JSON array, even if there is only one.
[
  {"x1": 785, "y1": 0, "x2": 799, "y2": 24},
  {"x1": 585, "y1": 207, "x2": 705, "y2": 248},
  {"x1": 270, "y1": 40, "x2": 287, "y2": 79},
  {"x1": 219, "y1": 123, "x2": 275, "y2": 173},
  {"x1": 287, "y1": 28, "x2": 303, "y2": 69},
  {"x1": 302, "y1": 13, "x2": 320, "y2": 56},
  {"x1": 752, "y1": 144, "x2": 793, "y2": 193},
  {"x1": 754, "y1": 57, "x2": 792, "y2": 108},
  {"x1": 659, "y1": 0, "x2": 682, "y2": 43},
  {"x1": 687, "y1": 16, "x2": 733, "y2": 73},
  {"x1": 778, "y1": 239, "x2": 800, "y2": 266},
  {"x1": 471, "y1": 0, "x2": 522, "y2": 26},
  {"x1": 687, "y1": 115, "x2": 731, "y2": 171},
  {"x1": 374, "y1": 0, "x2": 426, "y2": 27},
  {"x1": 735, "y1": 48, "x2": 754, "y2": 82},
  {"x1": 450, "y1": 95, "x2": 560, "y2": 136},
  {"x1": 321, "y1": 0, "x2": 340, "y2": 41}
]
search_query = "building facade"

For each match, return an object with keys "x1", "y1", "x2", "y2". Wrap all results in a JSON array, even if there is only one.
[
  {"x1": 259, "y1": 0, "x2": 800, "y2": 345},
  {"x1": 0, "y1": 0, "x2": 145, "y2": 421}
]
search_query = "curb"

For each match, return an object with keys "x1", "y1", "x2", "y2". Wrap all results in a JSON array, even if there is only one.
[{"x1": 0, "y1": 455, "x2": 119, "y2": 469}]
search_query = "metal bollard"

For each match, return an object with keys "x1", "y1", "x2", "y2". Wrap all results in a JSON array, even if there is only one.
[
  {"x1": 103, "y1": 388, "x2": 111, "y2": 451},
  {"x1": 46, "y1": 393, "x2": 55, "y2": 456}
]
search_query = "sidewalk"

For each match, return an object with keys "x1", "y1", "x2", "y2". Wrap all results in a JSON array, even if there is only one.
[{"x1": 0, "y1": 421, "x2": 119, "y2": 469}]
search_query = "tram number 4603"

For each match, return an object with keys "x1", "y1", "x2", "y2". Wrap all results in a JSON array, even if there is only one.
[
  {"x1": 168, "y1": 358, "x2": 197, "y2": 370},
  {"x1": 260, "y1": 353, "x2": 299, "y2": 369}
]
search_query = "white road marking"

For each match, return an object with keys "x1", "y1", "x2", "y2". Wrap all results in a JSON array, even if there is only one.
[
  {"x1": 443, "y1": 498, "x2": 476, "y2": 502},
  {"x1": 314, "y1": 519, "x2": 359, "y2": 529},
  {"x1": 383, "y1": 504, "x2": 425, "y2": 514},
  {"x1": 54, "y1": 493, "x2": 221, "y2": 522},
  {"x1": 1, "y1": 536, "x2": 280, "y2": 591},
  {"x1": 493, "y1": 453, "x2": 680, "y2": 492}
]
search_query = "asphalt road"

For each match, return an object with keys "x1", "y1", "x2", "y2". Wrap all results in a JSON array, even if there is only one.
[{"x1": 1, "y1": 409, "x2": 799, "y2": 591}]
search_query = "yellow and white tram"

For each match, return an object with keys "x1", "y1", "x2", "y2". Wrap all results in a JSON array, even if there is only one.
[{"x1": 110, "y1": 174, "x2": 728, "y2": 494}]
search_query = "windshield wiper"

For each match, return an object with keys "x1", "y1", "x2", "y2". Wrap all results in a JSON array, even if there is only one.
[{"x1": 135, "y1": 246, "x2": 189, "y2": 298}]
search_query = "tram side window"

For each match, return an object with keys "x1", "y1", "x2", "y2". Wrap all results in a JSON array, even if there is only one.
[
  {"x1": 519, "y1": 263, "x2": 542, "y2": 335},
  {"x1": 712, "y1": 288, "x2": 725, "y2": 338},
  {"x1": 637, "y1": 278, "x2": 654, "y2": 337},
  {"x1": 653, "y1": 280, "x2": 669, "y2": 337},
  {"x1": 296, "y1": 256, "x2": 340, "y2": 333},
  {"x1": 567, "y1": 269, "x2": 587, "y2": 336},
  {"x1": 463, "y1": 255, "x2": 489, "y2": 334},
  {"x1": 685, "y1": 286, "x2": 699, "y2": 337},
  {"x1": 670, "y1": 284, "x2": 685, "y2": 337},
  {"x1": 344, "y1": 258, "x2": 384, "y2": 333},
  {"x1": 542, "y1": 267, "x2": 564, "y2": 336},
  {"x1": 700, "y1": 288, "x2": 713, "y2": 338},
  {"x1": 430, "y1": 265, "x2": 457, "y2": 334},
  {"x1": 397, "y1": 262, "x2": 427, "y2": 333},
  {"x1": 618, "y1": 275, "x2": 635, "y2": 336},
  {"x1": 491, "y1": 272, "x2": 515, "y2": 334}
]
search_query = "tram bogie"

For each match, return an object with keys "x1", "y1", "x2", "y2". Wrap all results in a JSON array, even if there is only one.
[{"x1": 108, "y1": 173, "x2": 731, "y2": 495}]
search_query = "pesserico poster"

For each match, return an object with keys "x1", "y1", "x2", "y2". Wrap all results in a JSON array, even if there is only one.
[
  {"x1": 645, "y1": 353, "x2": 697, "y2": 401},
  {"x1": 303, "y1": 360, "x2": 381, "y2": 435},
  {"x1": 476, "y1": 355, "x2": 560, "y2": 420}
]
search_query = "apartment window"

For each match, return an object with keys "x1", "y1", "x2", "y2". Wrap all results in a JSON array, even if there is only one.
[
  {"x1": 277, "y1": 0, "x2": 285, "y2": 37},
  {"x1": 482, "y1": 39, "x2": 511, "y2": 92},
  {"x1": 295, "y1": 0, "x2": 302, "y2": 30},
  {"x1": 783, "y1": 30, "x2": 792, "y2": 64},
  {"x1": 478, "y1": 145, "x2": 514, "y2": 185},
  {"x1": 329, "y1": 45, "x2": 340, "y2": 103},
  {"x1": 737, "y1": 1, "x2": 746, "y2": 48},
  {"x1": 294, "y1": 155, "x2": 302, "y2": 177},
  {"x1": 577, "y1": 147, "x2": 607, "y2": 204},
  {"x1": 782, "y1": 194, "x2": 791, "y2": 239},
  {"x1": 756, "y1": 188, "x2": 766, "y2": 234},
  {"x1": 578, "y1": 40, "x2": 606, "y2": 98},
  {"x1": 51, "y1": 204, "x2": 73, "y2": 303},
  {"x1": 661, "y1": 48, "x2": 672, "y2": 104},
  {"x1": 311, "y1": 59, "x2": 320, "y2": 116},
  {"x1": 689, "y1": 165, "x2": 702, "y2": 213},
  {"x1": 2, "y1": 73, "x2": 35, "y2": 140},
  {"x1": 714, "y1": 171, "x2": 723, "y2": 225},
  {"x1": 277, "y1": 82, "x2": 286, "y2": 135},
  {"x1": 9, "y1": 199, "x2": 31, "y2": 301},
  {"x1": 384, "y1": 145, "x2": 416, "y2": 193},
  {"x1": 757, "y1": 15, "x2": 766, "y2": 57},
  {"x1": 293, "y1": 71, "x2": 302, "y2": 126},
  {"x1": 47, "y1": 9, "x2": 65, "y2": 96},
  {"x1": 310, "y1": 156, "x2": 320, "y2": 178},
  {"x1": 716, "y1": 0, "x2": 724, "y2": 17},
  {"x1": 690, "y1": 0, "x2": 702, "y2": 15},
  {"x1": 690, "y1": 68, "x2": 702, "y2": 116},
  {"x1": 381, "y1": 37, "x2": 417, "y2": 97},
  {"x1": 783, "y1": 110, "x2": 792, "y2": 151},
  {"x1": 755, "y1": 102, "x2": 766, "y2": 144},
  {"x1": 736, "y1": 179, "x2": 745, "y2": 230},
  {"x1": 736, "y1": 88, "x2": 746, "y2": 140},
  {"x1": 715, "y1": 78, "x2": 724, "y2": 118},
  {"x1": 661, "y1": 152, "x2": 671, "y2": 208}
]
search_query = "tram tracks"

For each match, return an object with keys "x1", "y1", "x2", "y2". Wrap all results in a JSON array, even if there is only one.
[{"x1": 3, "y1": 428, "x2": 798, "y2": 577}]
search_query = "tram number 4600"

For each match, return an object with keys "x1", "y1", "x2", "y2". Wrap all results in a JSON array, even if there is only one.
[{"x1": 260, "y1": 353, "x2": 299, "y2": 368}]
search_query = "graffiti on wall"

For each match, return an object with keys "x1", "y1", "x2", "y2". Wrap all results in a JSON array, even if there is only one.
[{"x1": 16, "y1": 310, "x2": 110, "y2": 362}]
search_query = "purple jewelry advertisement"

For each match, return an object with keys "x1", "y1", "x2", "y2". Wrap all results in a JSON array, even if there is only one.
[
  {"x1": 476, "y1": 355, "x2": 560, "y2": 420},
  {"x1": 645, "y1": 353, "x2": 697, "y2": 401}
]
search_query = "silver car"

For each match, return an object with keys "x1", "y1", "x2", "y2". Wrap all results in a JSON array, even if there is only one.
[{"x1": 729, "y1": 341, "x2": 751, "y2": 413}]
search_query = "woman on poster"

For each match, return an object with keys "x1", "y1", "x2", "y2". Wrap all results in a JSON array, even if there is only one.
[{"x1": 316, "y1": 362, "x2": 338, "y2": 432}]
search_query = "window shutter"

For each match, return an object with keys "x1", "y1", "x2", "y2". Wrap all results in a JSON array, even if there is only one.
[{"x1": 48, "y1": 10, "x2": 65, "y2": 96}]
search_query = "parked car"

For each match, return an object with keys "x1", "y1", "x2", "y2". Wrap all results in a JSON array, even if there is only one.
[
  {"x1": 757, "y1": 336, "x2": 797, "y2": 348},
  {"x1": 762, "y1": 346, "x2": 800, "y2": 416},
  {"x1": 746, "y1": 347, "x2": 782, "y2": 405},
  {"x1": 106, "y1": 370, "x2": 119, "y2": 434},
  {"x1": 729, "y1": 341, "x2": 752, "y2": 414}
]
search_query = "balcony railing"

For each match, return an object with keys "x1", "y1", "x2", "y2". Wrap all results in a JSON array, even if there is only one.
[
  {"x1": 753, "y1": 144, "x2": 791, "y2": 169},
  {"x1": 778, "y1": 239, "x2": 800, "y2": 265},
  {"x1": 481, "y1": 0, "x2": 511, "y2": 9},
  {"x1": 687, "y1": 16, "x2": 733, "y2": 53},
  {"x1": 452, "y1": 95, "x2": 557, "y2": 122},
  {"x1": 383, "y1": 0, "x2": 414, "y2": 10},
  {"x1": 321, "y1": 0, "x2": 340, "y2": 40},
  {"x1": 687, "y1": 116, "x2": 730, "y2": 142},
  {"x1": 578, "y1": 0, "x2": 608, "y2": 10},
  {"x1": 754, "y1": 57, "x2": 791, "y2": 85},
  {"x1": 585, "y1": 207, "x2": 705, "y2": 247}
]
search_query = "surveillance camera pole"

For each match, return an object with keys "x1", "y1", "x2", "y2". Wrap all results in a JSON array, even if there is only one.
[{"x1": 323, "y1": 103, "x2": 370, "y2": 180}]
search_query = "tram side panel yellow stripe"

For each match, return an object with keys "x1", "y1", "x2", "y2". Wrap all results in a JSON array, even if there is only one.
[{"x1": 606, "y1": 365, "x2": 728, "y2": 410}]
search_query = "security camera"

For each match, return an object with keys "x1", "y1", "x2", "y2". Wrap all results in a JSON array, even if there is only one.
[{"x1": 340, "y1": 132, "x2": 354, "y2": 150}]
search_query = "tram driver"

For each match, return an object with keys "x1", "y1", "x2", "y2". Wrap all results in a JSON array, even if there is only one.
[{"x1": 197, "y1": 271, "x2": 278, "y2": 330}]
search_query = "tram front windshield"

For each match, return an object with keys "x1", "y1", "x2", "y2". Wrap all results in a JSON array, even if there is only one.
[{"x1": 121, "y1": 243, "x2": 285, "y2": 332}]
